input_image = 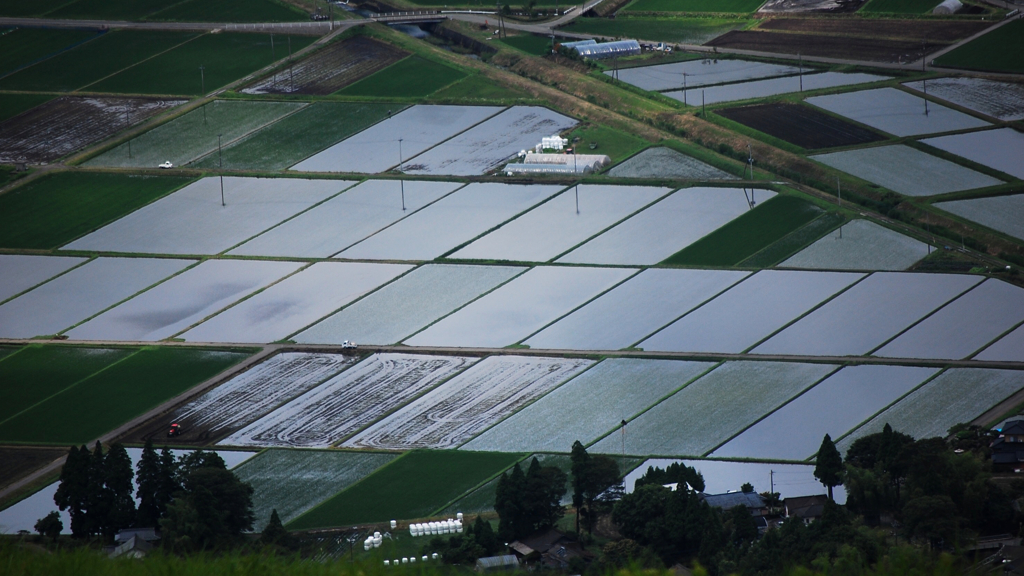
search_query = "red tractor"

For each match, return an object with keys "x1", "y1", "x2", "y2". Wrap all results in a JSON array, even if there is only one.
[{"x1": 167, "y1": 423, "x2": 182, "y2": 437}]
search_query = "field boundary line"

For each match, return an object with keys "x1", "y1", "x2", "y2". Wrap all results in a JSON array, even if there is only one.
[
  {"x1": 427, "y1": 452, "x2": 531, "y2": 518},
  {"x1": 701, "y1": 363, "x2": 843, "y2": 458},
  {"x1": 377, "y1": 105, "x2": 510, "y2": 173},
  {"x1": 217, "y1": 178, "x2": 361, "y2": 256},
  {"x1": 967, "y1": 317, "x2": 1024, "y2": 363},
  {"x1": 186, "y1": 99, "x2": 315, "y2": 168},
  {"x1": 453, "y1": 357, "x2": 602, "y2": 450},
  {"x1": 386, "y1": 263, "x2": 532, "y2": 345},
  {"x1": 56, "y1": 258, "x2": 204, "y2": 336},
  {"x1": 829, "y1": 367, "x2": 946, "y2": 457},
  {"x1": 738, "y1": 270, "x2": 871, "y2": 354},
  {"x1": 176, "y1": 100, "x2": 309, "y2": 167},
  {"x1": 864, "y1": 275, "x2": 986, "y2": 356},
  {"x1": 738, "y1": 212, "x2": 843, "y2": 267},
  {"x1": 74, "y1": 31, "x2": 206, "y2": 93},
  {"x1": 282, "y1": 104, "x2": 414, "y2": 171},
  {"x1": 584, "y1": 360, "x2": 723, "y2": 450},
  {"x1": 0, "y1": 347, "x2": 143, "y2": 430},
  {"x1": 926, "y1": 15, "x2": 1019, "y2": 66},
  {"x1": 624, "y1": 269, "x2": 752, "y2": 351},
  {"x1": 166, "y1": 261, "x2": 315, "y2": 341},
  {"x1": 0, "y1": 28, "x2": 106, "y2": 83},
  {"x1": 0, "y1": 256, "x2": 94, "y2": 307}
]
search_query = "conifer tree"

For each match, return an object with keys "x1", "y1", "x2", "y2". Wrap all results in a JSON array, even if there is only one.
[
  {"x1": 136, "y1": 439, "x2": 162, "y2": 526},
  {"x1": 103, "y1": 443, "x2": 136, "y2": 537},
  {"x1": 85, "y1": 441, "x2": 109, "y2": 537},
  {"x1": 814, "y1": 434, "x2": 844, "y2": 501},
  {"x1": 54, "y1": 445, "x2": 89, "y2": 538}
]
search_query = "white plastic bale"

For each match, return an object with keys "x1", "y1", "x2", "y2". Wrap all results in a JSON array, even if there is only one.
[
  {"x1": 410, "y1": 557, "x2": 416, "y2": 564},
  {"x1": 374, "y1": 531, "x2": 381, "y2": 538},
  {"x1": 422, "y1": 556, "x2": 429, "y2": 562},
  {"x1": 432, "y1": 553, "x2": 439, "y2": 560},
  {"x1": 456, "y1": 512, "x2": 463, "y2": 521},
  {"x1": 384, "y1": 561, "x2": 390, "y2": 566},
  {"x1": 402, "y1": 558, "x2": 408, "y2": 564},
  {"x1": 391, "y1": 520, "x2": 397, "y2": 529}
]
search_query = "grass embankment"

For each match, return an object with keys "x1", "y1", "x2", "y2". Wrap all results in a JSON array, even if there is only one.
[
  {"x1": 860, "y1": 0, "x2": 942, "y2": 13},
  {"x1": 934, "y1": 20, "x2": 1024, "y2": 74},
  {"x1": 559, "y1": 17, "x2": 749, "y2": 44},
  {"x1": 429, "y1": 74, "x2": 533, "y2": 103},
  {"x1": 89, "y1": 32, "x2": 316, "y2": 95},
  {"x1": 0, "y1": 172, "x2": 192, "y2": 250},
  {"x1": 288, "y1": 450, "x2": 523, "y2": 529},
  {"x1": 192, "y1": 102, "x2": 396, "y2": 170},
  {"x1": 499, "y1": 34, "x2": 553, "y2": 56},
  {"x1": 567, "y1": 124, "x2": 649, "y2": 163},
  {"x1": 0, "y1": 347, "x2": 252, "y2": 445},
  {"x1": 664, "y1": 195, "x2": 823, "y2": 266},
  {"x1": 338, "y1": 56, "x2": 468, "y2": 98},
  {"x1": 0, "y1": 93, "x2": 53, "y2": 122},
  {"x1": 0, "y1": 30, "x2": 199, "y2": 92},
  {"x1": 0, "y1": 28, "x2": 100, "y2": 76},
  {"x1": 622, "y1": 0, "x2": 764, "y2": 13}
]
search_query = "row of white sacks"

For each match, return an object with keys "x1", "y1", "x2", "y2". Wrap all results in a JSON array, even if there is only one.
[
  {"x1": 384, "y1": 554, "x2": 440, "y2": 566},
  {"x1": 410, "y1": 517, "x2": 463, "y2": 537}
]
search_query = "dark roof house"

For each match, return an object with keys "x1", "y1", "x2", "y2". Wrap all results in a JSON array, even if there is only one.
[
  {"x1": 784, "y1": 495, "x2": 829, "y2": 523},
  {"x1": 700, "y1": 492, "x2": 768, "y2": 515}
]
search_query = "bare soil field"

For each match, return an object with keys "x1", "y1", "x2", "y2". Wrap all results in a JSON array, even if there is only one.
[
  {"x1": 0, "y1": 446, "x2": 65, "y2": 489},
  {"x1": 758, "y1": 0, "x2": 866, "y2": 13},
  {"x1": 717, "y1": 102, "x2": 885, "y2": 149},
  {"x1": 242, "y1": 36, "x2": 408, "y2": 96},
  {"x1": 757, "y1": 18, "x2": 990, "y2": 42},
  {"x1": 706, "y1": 30, "x2": 945, "y2": 62},
  {"x1": 0, "y1": 96, "x2": 183, "y2": 164}
]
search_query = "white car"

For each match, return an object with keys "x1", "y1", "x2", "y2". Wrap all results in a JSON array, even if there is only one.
[
  {"x1": 341, "y1": 340, "x2": 357, "y2": 349},
  {"x1": 158, "y1": 161, "x2": 173, "y2": 169}
]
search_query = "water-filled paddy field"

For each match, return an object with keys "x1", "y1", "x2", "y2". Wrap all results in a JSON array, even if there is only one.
[
  {"x1": 607, "y1": 147, "x2": 737, "y2": 180},
  {"x1": 935, "y1": 193, "x2": 1024, "y2": 242},
  {"x1": 812, "y1": 144, "x2": 1003, "y2": 197},
  {"x1": 903, "y1": 77, "x2": 1024, "y2": 122},
  {"x1": 0, "y1": 255, "x2": 85, "y2": 303},
  {"x1": 607, "y1": 59, "x2": 799, "y2": 92},
  {"x1": 665, "y1": 72, "x2": 888, "y2": 106},
  {"x1": 806, "y1": 87, "x2": 990, "y2": 137},
  {"x1": 921, "y1": 128, "x2": 1024, "y2": 180},
  {"x1": 780, "y1": 219, "x2": 930, "y2": 271}
]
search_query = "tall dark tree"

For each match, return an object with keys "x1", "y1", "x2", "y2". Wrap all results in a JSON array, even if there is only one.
[
  {"x1": 524, "y1": 457, "x2": 568, "y2": 533},
  {"x1": 260, "y1": 509, "x2": 295, "y2": 550},
  {"x1": 570, "y1": 440, "x2": 589, "y2": 534},
  {"x1": 473, "y1": 515, "x2": 500, "y2": 555},
  {"x1": 160, "y1": 465, "x2": 254, "y2": 551},
  {"x1": 84, "y1": 441, "x2": 109, "y2": 537},
  {"x1": 35, "y1": 511, "x2": 63, "y2": 543},
  {"x1": 158, "y1": 446, "x2": 180, "y2": 512},
  {"x1": 54, "y1": 445, "x2": 89, "y2": 538},
  {"x1": 136, "y1": 439, "x2": 162, "y2": 526},
  {"x1": 494, "y1": 462, "x2": 527, "y2": 541},
  {"x1": 103, "y1": 443, "x2": 136, "y2": 538},
  {"x1": 814, "y1": 434, "x2": 844, "y2": 501},
  {"x1": 580, "y1": 455, "x2": 620, "y2": 534}
]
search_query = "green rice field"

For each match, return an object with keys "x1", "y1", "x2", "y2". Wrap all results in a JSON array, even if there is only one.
[
  {"x1": 933, "y1": 20, "x2": 1024, "y2": 74},
  {"x1": 0, "y1": 0, "x2": 50, "y2": 16},
  {"x1": 88, "y1": 32, "x2": 316, "y2": 95},
  {"x1": 0, "y1": 172, "x2": 193, "y2": 249},
  {"x1": 860, "y1": 0, "x2": 942, "y2": 13},
  {"x1": 566, "y1": 124, "x2": 649, "y2": 163},
  {"x1": 499, "y1": 34, "x2": 553, "y2": 56},
  {"x1": 559, "y1": 17, "x2": 749, "y2": 44},
  {"x1": 0, "y1": 93, "x2": 53, "y2": 122},
  {"x1": 0, "y1": 347, "x2": 18, "y2": 361},
  {"x1": 288, "y1": 450, "x2": 523, "y2": 529},
  {"x1": 47, "y1": 0, "x2": 181, "y2": 20},
  {"x1": 0, "y1": 27, "x2": 100, "y2": 76},
  {"x1": 0, "y1": 346, "x2": 133, "y2": 424},
  {"x1": 739, "y1": 212, "x2": 845, "y2": 267},
  {"x1": 338, "y1": 57, "x2": 467, "y2": 98},
  {"x1": 86, "y1": 100, "x2": 303, "y2": 169},
  {"x1": 147, "y1": 0, "x2": 306, "y2": 22},
  {"x1": 663, "y1": 195, "x2": 823, "y2": 266},
  {"x1": 191, "y1": 102, "x2": 395, "y2": 171},
  {"x1": 0, "y1": 347, "x2": 252, "y2": 445},
  {"x1": 0, "y1": 30, "x2": 199, "y2": 92},
  {"x1": 623, "y1": 0, "x2": 765, "y2": 13}
]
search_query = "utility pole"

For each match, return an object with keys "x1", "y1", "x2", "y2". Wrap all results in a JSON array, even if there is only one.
[
  {"x1": 270, "y1": 33, "x2": 275, "y2": 59},
  {"x1": 702, "y1": 89, "x2": 705, "y2": 117},
  {"x1": 199, "y1": 65, "x2": 207, "y2": 124},
  {"x1": 398, "y1": 138, "x2": 405, "y2": 211},
  {"x1": 923, "y1": 77, "x2": 929, "y2": 116},
  {"x1": 218, "y1": 133, "x2": 225, "y2": 207},
  {"x1": 798, "y1": 52, "x2": 803, "y2": 92},
  {"x1": 682, "y1": 72, "x2": 687, "y2": 106}
]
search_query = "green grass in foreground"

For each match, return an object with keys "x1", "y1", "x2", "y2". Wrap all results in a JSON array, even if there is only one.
[
  {"x1": 0, "y1": 27, "x2": 100, "y2": 76},
  {"x1": 739, "y1": 212, "x2": 845, "y2": 267},
  {"x1": 89, "y1": 32, "x2": 316, "y2": 95},
  {"x1": 337, "y1": 56, "x2": 467, "y2": 98},
  {"x1": 46, "y1": 0, "x2": 179, "y2": 20},
  {"x1": 934, "y1": 20, "x2": 1024, "y2": 74},
  {"x1": 0, "y1": 345, "x2": 133, "y2": 425},
  {"x1": 0, "y1": 93, "x2": 53, "y2": 122},
  {"x1": 288, "y1": 450, "x2": 524, "y2": 529},
  {"x1": 860, "y1": 0, "x2": 941, "y2": 13},
  {"x1": 192, "y1": 102, "x2": 396, "y2": 170},
  {"x1": 624, "y1": 0, "x2": 764, "y2": 13},
  {"x1": 429, "y1": 74, "x2": 531, "y2": 103},
  {"x1": 0, "y1": 347, "x2": 251, "y2": 445},
  {"x1": 0, "y1": 172, "x2": 192, "y2": 249},
  {"x1": 0, "y1": 30, "x2": 199, "y2": 92},
  {"x1": 499, "y1": 34, "x2": 553, "y2": 56},
  {"x1": 147, "y1": 0, "x2": 306, "y2": 22},
  {"x1": 560, "y1": 17, "x2": 749, "y2": 44},
  {"x1": 566, "y1": 124, "x2": 649, "y2": 163},
  {"x1": 663, "y1": 194, "x2": 823, "y2": 266}
]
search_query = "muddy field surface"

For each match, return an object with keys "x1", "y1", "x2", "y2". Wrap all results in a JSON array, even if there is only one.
[
  {"x1": 758, "y1": 0, "x2": 866, "y2": 12},
  {"x1": 757, "y1": 18, "x2": 990, "y2": 42},
  {"x1": 0, "y1": 96, "x2": 183, "y2": 164},
  {"x1": 706, "y1": 30, "x2": 944, "y2": 62},
  {"x1": 242, "y1": 36, "x2": 408, "y2": 96},
  {"x1": 717, "y1": 102, "x2": 885, "y2": 149},
  {"x1": 0, "y1": 446, "x2": 65, "y2": 489}
]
